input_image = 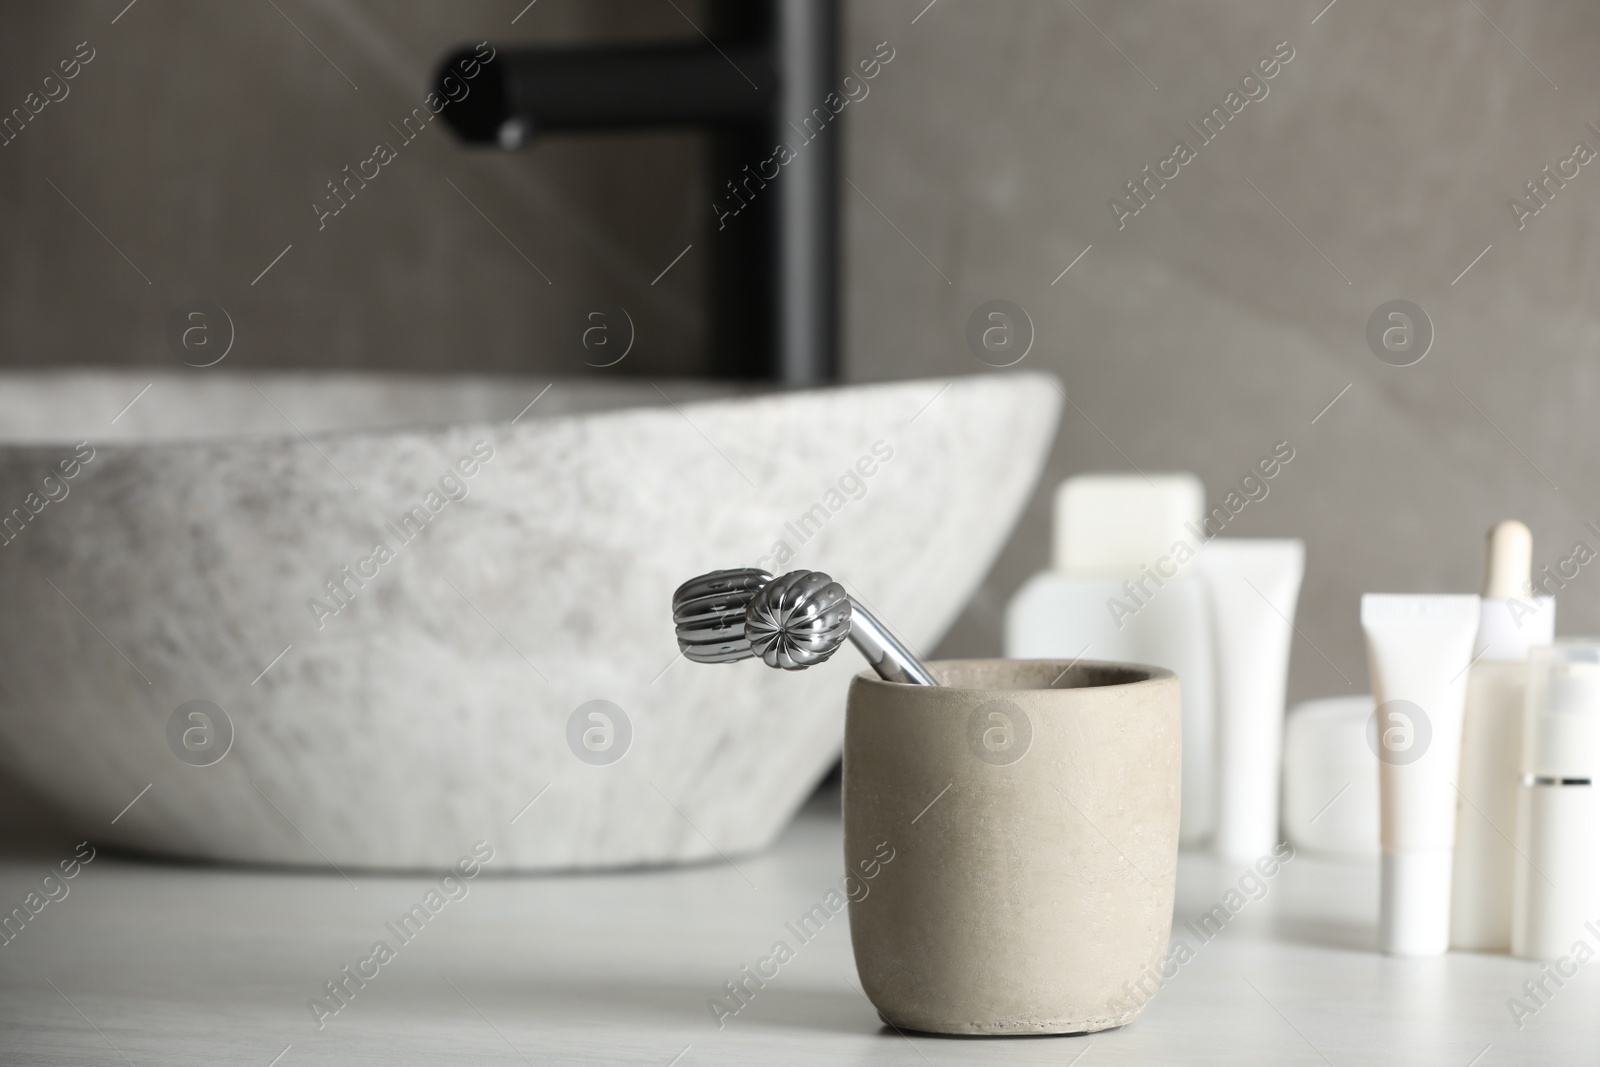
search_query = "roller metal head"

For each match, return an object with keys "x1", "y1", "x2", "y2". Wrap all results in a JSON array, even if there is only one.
[
  {"x1": 672, "y1": 567, "x2": 772, "y2": 663},
  {"x1": 746, "y1": 570, "x2": 853, "y2": 670}
]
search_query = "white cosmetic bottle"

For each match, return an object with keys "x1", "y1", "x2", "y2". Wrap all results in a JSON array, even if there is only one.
[
  {"x1": 1513, "y1": 642, "x2": 1600, "y2": 960},
  {"x1": 1201, "y1": 539, "x2": 1305, "y2": 861},
  {"x1": 1005, "y1": 473, "x2": 1217, "y2": 845},
  {"x1": 1451, "y1": 521, "x2": 1555, "y2": 951},
  {"x1": 1362, "y1": 593, "x2": 1483, "y2": 956}
]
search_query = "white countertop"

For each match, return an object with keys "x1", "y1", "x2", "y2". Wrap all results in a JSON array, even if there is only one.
[{"x1": 0, "y1": 787, "x2": 1593, "y2": 1066}]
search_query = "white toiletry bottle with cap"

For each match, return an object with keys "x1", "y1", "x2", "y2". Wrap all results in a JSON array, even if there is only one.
[
  {"x1": 1512, "y1": 641, "x2": 1600, "y2": 960},
  {"x1": 1200, "y1": 537, "x2": 1304, "y2": 861},
  {"x1": 1452, "y1": 521, "x2": 1555, "y2": 951},
  {"x1": 1005, "y1": 473, "x2": 1216, "y2": 845}
]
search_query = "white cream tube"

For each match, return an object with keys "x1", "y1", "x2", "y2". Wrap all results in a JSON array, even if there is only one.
[
  {"x1": 1201, "y1": 539, "x2": 1305, "y2": 860},
  {"x1": 1360, "y1": 593, "x2": 1481, "y2": 956}
]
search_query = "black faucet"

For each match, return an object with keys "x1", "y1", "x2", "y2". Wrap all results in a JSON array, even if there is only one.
[{"x1": 437, "y1": 0, "x2": 838, "y2": 385}]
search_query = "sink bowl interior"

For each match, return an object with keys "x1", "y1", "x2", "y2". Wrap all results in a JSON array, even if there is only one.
[{"x1": 0, "y1": 369, "x2": 751, "y2": 444}]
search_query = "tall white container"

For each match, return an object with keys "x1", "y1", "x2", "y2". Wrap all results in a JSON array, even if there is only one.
[
  {"x1": 1005, "y1": 474, "x2": 1217, "y2": 845},
  {"x1": 1512, "y1": 642, "x2": 1600, "y2": 960},
  {"x1": 1452, "y1": 520, "x2": 1554, "y2": 951},
  {"x1": 1200, "y1": 539, "x2": 1305, "y2": 861}
]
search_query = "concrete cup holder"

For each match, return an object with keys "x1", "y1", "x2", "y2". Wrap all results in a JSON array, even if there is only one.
[{"x1": 843, "y1": 658, "x2": 1180, "y2": 1035}]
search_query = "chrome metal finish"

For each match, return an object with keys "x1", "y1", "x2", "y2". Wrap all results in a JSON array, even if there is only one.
[
  {"x1": 844, "y1": 601, "x2": 939, "y2": 686},
  {"x1": 746, "y1": 570, "x2": 852, "y2": 669},
  {"x1": 672, "y1": 566, "x2": 936, "y2": 684},
  {"x1": 671, "y1": 567, "x2": 772, "y2": 663}
]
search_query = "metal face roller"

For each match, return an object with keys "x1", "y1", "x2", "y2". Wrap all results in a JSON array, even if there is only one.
[{"x1": 672, "y1": 567, "x2": 937, "y2": 686}]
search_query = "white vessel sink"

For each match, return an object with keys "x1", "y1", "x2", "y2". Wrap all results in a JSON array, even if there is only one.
[{"x1": 0, "y1": 370, "x2": 1059, "y2": 871}]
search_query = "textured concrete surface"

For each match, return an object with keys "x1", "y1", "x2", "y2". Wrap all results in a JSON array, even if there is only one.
[
  {"x1": 0, "y1": 371, "x2": 1057, "y2": 869},
  {"x1": 843, "y1": 660, "x2": 1180, "y2": 1034}
]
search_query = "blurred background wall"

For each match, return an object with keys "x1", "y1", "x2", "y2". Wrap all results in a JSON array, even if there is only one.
[{"x1": 5, "y1": 0, "x2": 1600, "y2": 708}]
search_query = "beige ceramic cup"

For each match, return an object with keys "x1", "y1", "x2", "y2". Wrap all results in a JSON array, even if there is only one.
[{"x1": 843, "y1": 658, "x2": 1181, "y2": 1035}]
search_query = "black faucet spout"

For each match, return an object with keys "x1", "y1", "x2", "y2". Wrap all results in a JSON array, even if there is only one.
[
  {"x1": 440, "y1": 43, "x2": 774, "y2": 146},
  {"x1": 435, "y1": 0, "x2": 838, "y2": 386}
]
